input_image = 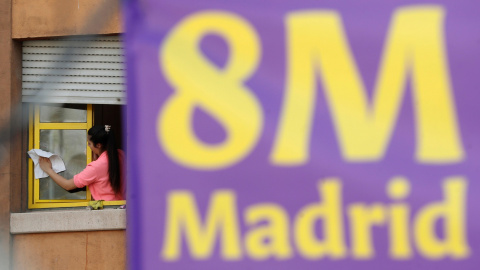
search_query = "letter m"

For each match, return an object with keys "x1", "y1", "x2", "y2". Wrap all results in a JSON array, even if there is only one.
[
  {"x1": 272, "y1": 5, "x2": 464, "y2": 164},
  {"x1": 161, "y1": 191, "x2": 241, "y2": 260}
]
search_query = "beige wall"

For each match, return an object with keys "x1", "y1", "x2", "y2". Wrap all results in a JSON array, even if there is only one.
[
  {"x1": 13, "y1": 230, "x2": 126, "y2": 270},
  {"x1": 13, "y1": 0, "x2": 122, "y2": 39},
  {"x1": 0, "y1": 0, "x2": 21, "y2": 268}
]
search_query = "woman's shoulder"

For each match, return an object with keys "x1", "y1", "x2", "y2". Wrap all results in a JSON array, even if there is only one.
[
  {"x1": 94, "y1": 150, "x2": 124, "y2": 162},
  {"x1": 91, "y1": 152, "x2": 109, "y2": 166}
]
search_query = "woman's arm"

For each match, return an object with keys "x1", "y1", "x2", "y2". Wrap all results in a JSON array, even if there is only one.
[{"x1": 38, "y1": 157, "x2": 78, "y2": 191}]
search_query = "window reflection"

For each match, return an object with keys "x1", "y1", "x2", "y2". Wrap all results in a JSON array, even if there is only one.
[
  {"x1": 39, "y1": 129, "x2": 87, "y2": 200},
  {"x1": 40, "y1": 104, "x2": 87, "y2": 123}
]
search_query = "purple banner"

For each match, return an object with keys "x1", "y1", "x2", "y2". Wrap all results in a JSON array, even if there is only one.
[{"x1": 125, "y1": 1, "x2": 480, "y2": 269}]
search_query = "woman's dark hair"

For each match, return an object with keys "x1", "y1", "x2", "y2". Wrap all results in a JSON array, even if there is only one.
[{"x1": 88, "y1": 125, "x2": 121, "y2": 194}]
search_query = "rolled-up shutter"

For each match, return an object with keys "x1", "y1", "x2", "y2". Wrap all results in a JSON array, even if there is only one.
[{"x1": 22, "y1": 36, "x2": 125, "y2": 104}]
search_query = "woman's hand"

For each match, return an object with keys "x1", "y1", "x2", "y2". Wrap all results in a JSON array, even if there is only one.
[
  {"x1": 38, "y1": 157, "x2": 53, "y2": 172},
  {"x1": 38, "y1": 157, "x2": 77, "y2": 191}
]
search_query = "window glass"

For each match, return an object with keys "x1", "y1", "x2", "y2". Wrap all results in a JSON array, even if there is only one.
[
  {"x1": 39, "y1": 129, "x2": 87, "y2": 200},
  {"x1": 40, "y1": 104, "x2": 87, "y2": 123}
]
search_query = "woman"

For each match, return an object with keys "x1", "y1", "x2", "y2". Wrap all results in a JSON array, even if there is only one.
[{"x1": 39, "y1": 125, "x2": 125, "y2": 201}]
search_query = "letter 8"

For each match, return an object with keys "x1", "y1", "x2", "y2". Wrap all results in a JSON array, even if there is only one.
[{"x1": 158, "y1": 11, "x2": 263, "y2": 169}]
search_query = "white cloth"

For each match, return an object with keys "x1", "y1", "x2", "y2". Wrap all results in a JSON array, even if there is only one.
[{"x1": 27, "y1": 149, "x2": 66, "y2": 179}]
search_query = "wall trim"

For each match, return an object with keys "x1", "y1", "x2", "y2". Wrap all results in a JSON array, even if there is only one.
[{"x1": 10, "y1": 209, "x2": 126, "y2": 234}]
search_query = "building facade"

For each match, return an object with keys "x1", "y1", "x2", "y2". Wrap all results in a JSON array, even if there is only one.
[{"x1": 0, "y1": 1, "x2": 127, "y2": 269}]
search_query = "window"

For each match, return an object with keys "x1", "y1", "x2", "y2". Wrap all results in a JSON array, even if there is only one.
[
  {"x1": 22, "y1": 35, "x2": 126, "y2": 209},
  {"x1": 28, "y1": 104, "x2": 126, "y2": 209}
]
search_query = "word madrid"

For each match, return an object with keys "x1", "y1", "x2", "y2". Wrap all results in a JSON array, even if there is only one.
[{"x1": 161, "y1": 177, "x2": 469, "y2": 260}]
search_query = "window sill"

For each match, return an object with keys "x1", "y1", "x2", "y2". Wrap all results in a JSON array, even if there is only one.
[{"x1": 10, "y1": 208, "x2": 126, "y2": 234}]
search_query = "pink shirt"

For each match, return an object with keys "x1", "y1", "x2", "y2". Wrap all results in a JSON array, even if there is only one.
[{"x1": 74, "y1": 150, "x2": 125, "y2": 201}]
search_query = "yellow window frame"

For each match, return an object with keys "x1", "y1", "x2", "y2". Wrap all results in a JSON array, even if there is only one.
[{"x1": 28, "y1": 104, "x2": 126, "y2": 209}]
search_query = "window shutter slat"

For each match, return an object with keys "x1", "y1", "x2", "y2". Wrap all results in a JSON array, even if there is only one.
[{"x1": 22, "y1": 36, "x2": 126, "y2": 105}]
